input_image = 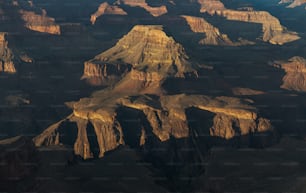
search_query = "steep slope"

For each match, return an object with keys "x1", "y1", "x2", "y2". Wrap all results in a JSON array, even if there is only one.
[
  {"x1": 13, "y1": 0, "x2": 61, "y2": 34},
  {"x1": 197, "y1": 0, "x2": 300, "y2": 45},
  {"x1": 82, "y1": 25, "x2": 197, "y2": 86},
  {"x1": 0, "y1": 33, "x2": 16, "y2": 73},
  {"x1": 181, "y1": 15, "x2": 253, "y2": 45},
  {"x1": 119, "y1": 0, "x2": 167, "y2": 17},
  {"x1": 90, "y1": 2, "x2": 127, "y2": 25},
  {"x1": 272, "y1": 56, "x2": 306, "y2": 92}
]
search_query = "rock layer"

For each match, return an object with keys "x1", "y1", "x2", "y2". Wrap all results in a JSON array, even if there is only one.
[
  {"x1": 82, "y1": 25, "x2": 197, "y2": 85},
  {"x1": 90, "y1": 2, "x2": 127, "y2": 25},
  {"x1": 119, "y1": 0, "x2": 167, "y2": 17},
  {"x1": 273, "y1": 56, "x2": 306, "y2": 92},
  {"x1": 0, "y1": 33, "x2": 16, "y2": 73}
]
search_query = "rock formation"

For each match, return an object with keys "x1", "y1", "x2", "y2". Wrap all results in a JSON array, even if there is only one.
[
  {"x1": 197, "y1": 0, "x2": 300, "y2": 45},
  {"x1": 34, "y1": 92, "x2": 273, "y2": 159},
  {"x1": 12, "y1": 0, "x2": 61, "y2": 34},
  {"x1": 216, "y1": 10, "x2": 300, "y2": 45},
  {"x1": 232, "y1": 87, "x2": 265, "y2": 96},
  {"x1": 279, "y1": 0, "x2": 306, "y2": 8},
  {"x1": 82, "y1": 25, "x2": 197, "y2": 86},
  {"x1": 35, "y1": 25, "x2": 273, "y2": 159},
  {"x1": 19, "y1": 9, "x2": 61, "y2": 35},
  {"x1": 119, "y1": 0, "x2": 167, "y2": 17},
  {"x1": 197, "y1": 0, "x2": 226, "y2": 14},
  {"x1": 273, "y1": 56, "x2": 306, "y2": 92},
  {"x1": 0, "y1": 33, "x2": 16, "y2": 73},
  {"x1": 90, "y1": 2, "x2": 127, "y2": 25},
  {"x1": 181, "y1": 15, "x2": 253, "y2": 46}
]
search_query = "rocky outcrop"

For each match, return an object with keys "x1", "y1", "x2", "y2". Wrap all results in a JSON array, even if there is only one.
[
  {"x1": 279, "y1": 0, "x2": 306, "y2": 8},
  {"x1": 181, "y1": 15, "x2": 253, "y2": 46},
  {"x1": 198, "y1": 0, "x2": 226, "y2": 14},
  {"x1": 90, "y1": 2, "x2": 127, "y2": 25},
  {"x1": 273, "y1": 56, "x2": 306, "y2": 92},
  {"x1": 232, "y1": 87, "x2": 265, "y2": 96},
  {"x1": 119, "y1": 0, "x2": 167, "y2": 17},
  {"x1": 82, "y1": 61, "x2": 130, "y2": 85},
  {"x1": 0, "y1": 33, "x2": 16, "y2": 73},
  {"x1": 82, "y1": 25, "x2": 198, "y2": 85},
  {"x1": 20, "y1": 9, "x2": 61, "y2": 35}
]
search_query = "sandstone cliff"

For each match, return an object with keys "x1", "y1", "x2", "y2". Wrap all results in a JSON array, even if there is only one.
[
  {"x1": 273, "y1": 56, "x2": 306, "y2": 92},
  {"x1": 90, "y1": 2, "x2": 127, "y2": 25},
  {"x1": 118, "y1": 0, "x2": 167, "y2": 17},
  {"x1": 82, "y1": 25, "x2": 198, "y2": 86},
  {"x1": 0, "y1": 33, "x2": 16, "y2": 73}
]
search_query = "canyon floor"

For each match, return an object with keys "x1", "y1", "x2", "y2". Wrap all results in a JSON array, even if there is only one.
[{"x1": 1, "y1": 0, "x2": 306, "y2": 192}]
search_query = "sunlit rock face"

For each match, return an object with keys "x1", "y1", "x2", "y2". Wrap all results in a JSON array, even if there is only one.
[
  {"x1": 119, "y1": 0, "x2": 167, "y2": 17},
  {"x1": 82, "y1": 25, "x2": 197, "y2": 86},
  {"x1": 197, "y1": 0, "x2": 300, "y2": 45},
  {"x1": 90, "y1": 2, "x2": 127, "y2": 25},
  {"x1": 0, "y1": 33, "x2": 16, "y2": 73},
  {"x1": 273, "y1": 57, "x2": 306, "y2": 92},
  {"x1": 279, "y1": 0, "x2": 306, "y2": 8}
]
